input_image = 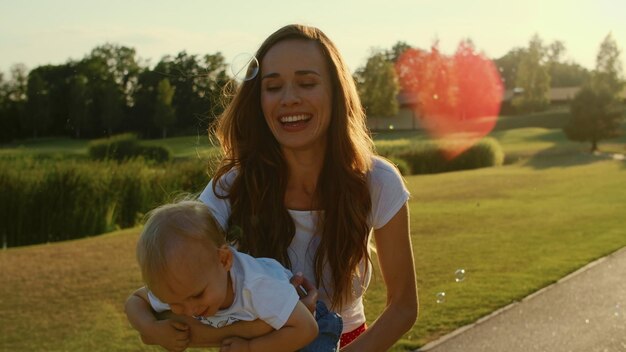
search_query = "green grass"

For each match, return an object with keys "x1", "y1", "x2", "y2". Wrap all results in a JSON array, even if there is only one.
[
  {"x1": 1, "y1": 154, "x2": 625, "y2": 350},
  {"x1": 493, "y1": 106, "x2": 571, "y2": 131},
  {"x1": 0, "y1": 135, "x2": 219, "y2": 160},
  {"x1": 367, "y1": 158, "x2": 626, "y2": 351},
  {"x1": 141, "y1": 135, "x2": 219, "y2": 160},
  {"x1": 0, "y1": 137, "x2": 90, "y2": 158},
  {"x1": 1, "y1": 117, "x2": 626, "y2": 350}
]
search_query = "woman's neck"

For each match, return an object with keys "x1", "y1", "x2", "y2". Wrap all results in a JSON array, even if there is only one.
[{"x1": 282, "y1": 147, "x2": 326, "y2": 210}]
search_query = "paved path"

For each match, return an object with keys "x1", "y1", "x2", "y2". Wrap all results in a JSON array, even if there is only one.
[{"x1": 417, "y1": 246, "x2": 626, "y2": 352}]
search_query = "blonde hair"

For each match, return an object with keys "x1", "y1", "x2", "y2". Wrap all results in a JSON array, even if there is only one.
[
  {"x1": 211, "y1": 24, "x2": 374, "y2": 310},
  {"x1": 136, "y1": 200, "x2": 226, "y2": 289}
]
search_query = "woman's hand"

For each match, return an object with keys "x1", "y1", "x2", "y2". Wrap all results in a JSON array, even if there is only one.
[
  {"x1": 290, "y1": 272, "x2": 318, "y2": 313},
  {"x1": 142, "y1": 319, "x2": 190, "y2": 352},
  {"x1": 220, "y1": 336, "x2": 251, "y2": 352}
]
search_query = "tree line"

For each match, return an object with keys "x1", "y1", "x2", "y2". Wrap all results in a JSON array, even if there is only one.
[
  {"x1": 0, "y1": 44, "x2": 230, "y2": 143},
  {"x1": 355, "y1": 33, "x2": 624, "y2": 151},
  {"x1": 1, "y1": 33, "x2": 623, "y2": 149}
]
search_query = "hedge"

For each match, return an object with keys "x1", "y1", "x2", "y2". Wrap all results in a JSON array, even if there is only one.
[
  {"x1": 88, "y1": 133, "x2": 172, "y2": 163},
  {"x1": 376, "y1": 137, "x2": 504, "y2": 175}
]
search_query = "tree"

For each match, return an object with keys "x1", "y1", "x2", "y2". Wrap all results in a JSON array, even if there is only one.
[
  {"x1": 512, "y1": 34, "x2": 551, "y2": 113},
  {"x1": 67, "y1": 74, "x2": 92, "y2": 138},
  {"x1": 354, "y1": 49, "x2": 399, "y2": 117},
  {"x1": 549, "y1": 61, "x2": 591, "y2": 87},
  {"x1": 3, "y1": 64, "x2": 28, "y2": 139},
  {"x1": 146, "y1": 51, "x2": 228, "y2": 136},
  {"x1": 88, "y1": 43, "x2": 141, "y2": 105},
  {"x1": 593, "y1": 32, "x2": 624, "y2": 99},
  {"x1": 563, "y1": 34, "x2": 624, "y2": 151},
  {"x1": 200, "y1": 53, "x2": 230, "y2": 120},
  {"x1": 395, "y1": 40, "x2": 503, "y2": 158},
  {"x1": 564, "y1": 85, "x2": 623, "y2": 152},
  {"x1": 154, "y1": 78, "x2": 176, "y2": 138},
  {"x1": 546, "y1": 40, "x2": 566, "y2": 63},
  {"x1": 497, "y1": 40, "x2": 590, "y2": 89},
  {"x1": 494, "y1": 47, "x2": 526, "y2": 89},
  {"x1": 130, "y1": 67, "x2": 160, "y2": 137},
  {"x1": 386, "y1": 41, "x2": 413, "y2": 63},
  {"x1": 31, "y1": 63, "x2": 78, "y2": 137},
  {"x1": 23, "y1": 71, "x2": 52, "y2": 138},
  {"x1": 79, "y1": 43, "x2": 142, "y2": 136},
  {"x1": 0, "y1": 71, "x2": 17, "y2": 143},
  {"x1": 99, "y1": 82, "x2": 123, "y2": 137},
  {"x1": 545, "y1": 40, "x2": 591, "y2": 87}
]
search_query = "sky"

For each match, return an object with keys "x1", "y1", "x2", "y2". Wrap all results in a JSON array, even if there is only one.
[{"x1": 1, "y1": 0, "x2": 625, "y2": 75}]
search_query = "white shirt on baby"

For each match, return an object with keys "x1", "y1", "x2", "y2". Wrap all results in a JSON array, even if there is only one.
[
  {"x1": 148, "y1": 248, "x2": 300, "y2": 330},
  {"x1": 200, "y1": 156, "x2": 410, "y2": 333}
]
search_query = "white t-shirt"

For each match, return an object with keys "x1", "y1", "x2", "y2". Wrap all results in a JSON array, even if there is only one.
[
  {"x1": 148, "y1": 248, "x2": 300, "y2": 330},
  {"x1": 200, "y1": 156, "x2": 410, "y2": 333}
]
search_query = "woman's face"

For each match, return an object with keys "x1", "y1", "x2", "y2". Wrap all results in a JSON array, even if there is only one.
[{"x1": 260, "y1": 39, "x2": 333, "y2": 152}]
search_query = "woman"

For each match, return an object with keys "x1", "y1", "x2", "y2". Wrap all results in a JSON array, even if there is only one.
[{"x1": 204, "y1": 24, "x2": 417, "y2": 351}]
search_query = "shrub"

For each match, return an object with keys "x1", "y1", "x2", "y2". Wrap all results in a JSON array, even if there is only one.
[
  {"x1": 388, "y1": 138, "x2": 504, "y2": 174},
  {"x1": 88, "y1": 133, "x2": 139, "y2": 161},
  {"x1": 135, "y1": 145, "x2": 171, "y2": 163},
  {"x1": 88, "y1": 134, "x2": 172, "y2": 163},
  {"x1": 385, "y1": 156, "x2": 411, "y2": 176},
  {"x1": 447, "y1": 138, "x2": 505, "y2": 171},
  {"x1": 394, "y1": 141, "x2": 445, "y2": 174}
]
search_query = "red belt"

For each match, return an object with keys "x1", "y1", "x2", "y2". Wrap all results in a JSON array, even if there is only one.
[{"x1": 340, "y1": 322, "x2": 367, "y2": 348}]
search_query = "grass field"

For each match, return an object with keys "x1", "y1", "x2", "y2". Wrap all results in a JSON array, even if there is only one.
[
  {"x1": 0, "y1": 134, "x2": 217, "y2": 160},
  {"x1": 1, "y1": 115, "x2": 625, "y2": 351}
]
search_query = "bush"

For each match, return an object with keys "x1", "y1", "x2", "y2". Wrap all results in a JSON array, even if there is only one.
[
  {"x1": 88, "y1": 133, "x2": 139, "y2": 161},
  {"x1": 443, "y1": 138, "x2": 505, "y2": 171},
  {"x1": 387, "y1": 138, "x2": 504, "y2": 175},
  {"x1": 135, "y1": 145, "x2": 172, "y2": 163},
  {"x1": 88, "y1": 134, "x2": 172, "y2": 163},
  {"x1": 385, "y1": 156, "x2": 411, "y2": 176}
]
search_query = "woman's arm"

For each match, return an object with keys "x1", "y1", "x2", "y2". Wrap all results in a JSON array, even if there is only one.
[
  {"x1": 221, "y1": 301, "x2": 318, "y2": 352},
  {"x1": 125, "y1": 287, "x2": 274, "y2": 348},
  {"x1": 125, "y1": 287, "x2": 191, "y2": 351},
  {"x1": 342, "y1": 203, "x2": 418, "y2": 352},
  {"x1": 185, "y1": 316, "x2": 274, "y2": 347}
]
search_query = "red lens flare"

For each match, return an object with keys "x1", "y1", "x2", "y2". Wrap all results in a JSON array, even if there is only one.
[{"x1": 396, "y1": 41, "x2": 504, "y2": 159}]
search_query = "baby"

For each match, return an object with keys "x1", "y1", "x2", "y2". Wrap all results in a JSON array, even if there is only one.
[{"x1": 126, "y1": 200, "x2": 320, "y2": 352}]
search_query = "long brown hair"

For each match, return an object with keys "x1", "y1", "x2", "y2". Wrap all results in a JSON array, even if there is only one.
[{"x1": 211, "y1": 24, "x2": 374, "y2": 310}]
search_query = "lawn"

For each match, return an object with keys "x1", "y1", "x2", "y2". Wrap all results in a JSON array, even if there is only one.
[
  {"x1": 0, "y1": 135, "x2": 218, "y2": 160},
  {"x1": 1, "y1": 121, "x2": 625, "y2": 351}
]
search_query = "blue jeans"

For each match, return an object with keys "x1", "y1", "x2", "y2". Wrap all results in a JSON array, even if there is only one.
[{"x1": 300, "y1": 301, "x2": 343, "y2": 352}]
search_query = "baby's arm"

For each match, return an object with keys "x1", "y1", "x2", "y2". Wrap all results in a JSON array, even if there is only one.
[
  {"x1": 125, "y1": 287, "x2": 274, "y2": 348},
  {"x1": 221, "y1": 301, "x2": 318, "y2": 352},
  {"x1": 125, "y1": 287, "x2": 190, "y2": 351}
]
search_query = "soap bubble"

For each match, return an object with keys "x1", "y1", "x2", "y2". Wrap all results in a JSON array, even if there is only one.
[
  {"x1": 230, "y1": 53, "x2": 259, "y2": 82},
  {"x1": 455, "y1": 269, "x2": 466, "y2": 283},
  {"x1": 436, "y1": 292, "x2": 446, "y2": 304}
]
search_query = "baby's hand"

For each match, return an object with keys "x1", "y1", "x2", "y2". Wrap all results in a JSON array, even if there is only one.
[
  {"x1": 220, "y1": 336, "x2": 251, "y2": 352},
  {"x1": 140, "y1": 319, "x2": 190, "y2": 352}
]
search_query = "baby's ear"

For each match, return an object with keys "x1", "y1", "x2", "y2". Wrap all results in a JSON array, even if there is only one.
[{"x1": 217, "y1": 245, "x2": 233, "y2": 270}]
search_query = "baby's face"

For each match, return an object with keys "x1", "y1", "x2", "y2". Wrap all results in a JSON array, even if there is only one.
[{"x1": 151, "y1": 240, "x2": 234, "y2": 318}]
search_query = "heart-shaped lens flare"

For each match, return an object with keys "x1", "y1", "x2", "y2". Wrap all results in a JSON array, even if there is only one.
[
  {"x1": 396, "y1": 41, "x2": 504, "y2": 159},
  {"x1": 231, "y1": 53, "x2": 259, "y2": 82}
]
